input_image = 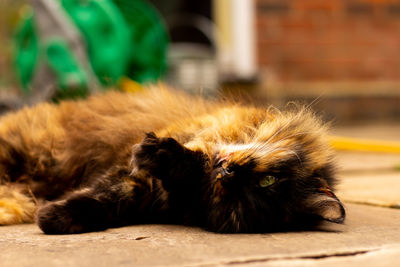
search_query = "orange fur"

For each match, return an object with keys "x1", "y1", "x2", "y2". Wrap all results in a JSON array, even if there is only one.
[{"x1": 0, "y1": 86, "x2": 335, "y2": 225}]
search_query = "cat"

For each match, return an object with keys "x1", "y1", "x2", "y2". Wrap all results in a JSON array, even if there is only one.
[{"x1": 0, "y1": 87, "x2": 345, "y2": 234}]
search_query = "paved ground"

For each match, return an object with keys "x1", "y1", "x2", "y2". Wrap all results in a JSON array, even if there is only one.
[
  {"x1": 1, "y1": 124, "x2": 400, "y2": 267},
  {"x1": 1, "y1": 203, "x2": 400, "y2": 267},
  {"x1": 333, "y1": 124, "x2": 400, "y2": 209}
]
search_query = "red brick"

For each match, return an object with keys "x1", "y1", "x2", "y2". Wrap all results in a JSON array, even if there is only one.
[
  {"x1": 256, "y1": 0, "x2": 400, "y2": 81},
  {"x1": 292, "y1": 0, "x2": 343, "y2": 11}
]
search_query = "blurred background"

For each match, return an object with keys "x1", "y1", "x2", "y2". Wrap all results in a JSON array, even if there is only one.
[
  {"x1": 1, "y1": 0, "x2": 400, "y2": 124},
  {"x1": 1, "y1": 0, "x2": 400, "y2": 213}
]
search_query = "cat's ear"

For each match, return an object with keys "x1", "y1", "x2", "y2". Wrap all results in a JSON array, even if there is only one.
[
  {"x1": 303, "y1": 188, "x2": 346, "y2": 223},
  {"x1": 145, "y1": 132, "x2": 158, "y2": 140}
]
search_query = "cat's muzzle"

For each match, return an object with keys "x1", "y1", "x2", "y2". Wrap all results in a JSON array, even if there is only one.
[
  {"x1": 212, "y1": 166, "x2": 234, "y2": 185},
  {"x1": 211, "y1": 166, "x2": 233, "y2": 197}
]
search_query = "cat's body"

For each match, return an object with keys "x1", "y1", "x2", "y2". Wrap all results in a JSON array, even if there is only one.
[{"x1": 0, "y1": 87, "x2": 345, "y2": 234}]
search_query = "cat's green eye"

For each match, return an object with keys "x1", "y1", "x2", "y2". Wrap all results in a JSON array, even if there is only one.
[{"x1": 259, "y1": 175, "x2": 276, "y2": 187}]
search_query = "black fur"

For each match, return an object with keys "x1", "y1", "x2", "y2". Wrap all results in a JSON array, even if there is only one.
[{"x1": 37, "y1": 133, "x2": 345, "y2": 234}]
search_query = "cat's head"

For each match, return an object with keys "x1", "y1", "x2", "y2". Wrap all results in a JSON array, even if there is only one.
[{"x1": 204, "y1": 108, "x2": 345, "y2": 233}]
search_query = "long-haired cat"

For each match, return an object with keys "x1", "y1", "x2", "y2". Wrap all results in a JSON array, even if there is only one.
[{"x1": 0, "y1": 87, "x2": 345, "y2": 234}]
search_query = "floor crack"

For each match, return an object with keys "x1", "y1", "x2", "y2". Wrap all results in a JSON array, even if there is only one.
[{"x1": 222, "y1": 248, "x2": 377, "y2": 266}]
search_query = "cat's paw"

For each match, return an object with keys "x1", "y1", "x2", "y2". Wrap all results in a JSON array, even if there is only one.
[
  {"x1": 36, "y1": 194, "x2": 108, "y2": 234},
  {"x1": 131, "y1": 132, "x2": 186, "y2": 178},
  {"x1": 131, "y1": 132, "x2": 206, "y2": 191}
]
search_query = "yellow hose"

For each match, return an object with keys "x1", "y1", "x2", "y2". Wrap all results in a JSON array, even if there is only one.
[{"x1": 330, "y1": 136, "x2": 400, "y2": 154}]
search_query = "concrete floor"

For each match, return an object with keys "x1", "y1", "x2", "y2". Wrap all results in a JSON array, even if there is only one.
[{"x1": 1, "y1": 124, "x2": 400, "y2": 267}]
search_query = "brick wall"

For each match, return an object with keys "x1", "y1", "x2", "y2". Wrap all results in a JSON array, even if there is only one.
[{"x1": 256, "y1": 0, "x2": 400, "y2": 81}]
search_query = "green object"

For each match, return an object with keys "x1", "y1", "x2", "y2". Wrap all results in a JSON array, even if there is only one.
[
  {"x1": 13, "y1": 0, "x2": 168, "y2": 99},
  {"x1": 113, "y1": 0, "x2": 168, "y2": 84},
  {"x1": 45, "y1": 38, "x2": 88, "y2": 97},
  {"x1": 13, "y1": 12, "x2": 38, "y2": 92},
  {"x1": 61, "y1": 0, "x2": 131, "y2": 86}
]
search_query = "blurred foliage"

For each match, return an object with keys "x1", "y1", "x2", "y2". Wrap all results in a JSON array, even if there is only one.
[{"x1": 0, "y1": 0, "x2": 27, "y2": 92}]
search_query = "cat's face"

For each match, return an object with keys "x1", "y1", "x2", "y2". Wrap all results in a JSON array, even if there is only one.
[{"x1": 204, "y1": 134, "x2": 345, "y2": 233}]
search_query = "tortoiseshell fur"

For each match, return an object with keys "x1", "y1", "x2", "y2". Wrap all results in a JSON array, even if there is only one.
[{"x1": 0, "y1": 87, "x2": 345, "y2": 234}]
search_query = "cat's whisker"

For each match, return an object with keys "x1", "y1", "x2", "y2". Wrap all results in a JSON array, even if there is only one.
[
  {"x1": 279, "y1": 131, "x2": 316, "y2": 140},
  {"x1": 261, "y1": 111, "x2": 305, "y2": 146},
  {"x1": 217, "y1": 214, "x2": 234, "y2": 233},
  {"x1": 282, "y1": 148, "x2": 303, "y2": 165},
  {"x1": 305, "y1": 94, "x2": 324, "y2": 110},
  {"x1": 251, "y1": 141, "x2": 303, "y2": 166}
]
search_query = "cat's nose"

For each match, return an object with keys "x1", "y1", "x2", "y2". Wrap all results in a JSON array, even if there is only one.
[{"x1": 213, "y1": 167, "x2": 234, "y2": 184}]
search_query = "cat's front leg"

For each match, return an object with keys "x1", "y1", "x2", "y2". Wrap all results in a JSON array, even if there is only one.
[
  {"x1": 131, "y1": 132, "x2": 208, "y2": 192},
  {"x1": 36, "y1": 168, "x2": 157, "y2": 234},
  {"x1": 36, "y1": 188, "x2": 109, "y2": 234}
]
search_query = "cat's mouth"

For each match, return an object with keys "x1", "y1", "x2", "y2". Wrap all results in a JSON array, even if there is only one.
[
  {"x1": 210, "y1": 155, "x2": 238, "y2": 199},
  {"x1": 211, "y1": 166, "x2": 230, "y2": 197}
]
